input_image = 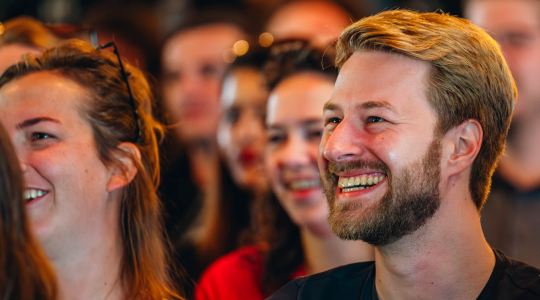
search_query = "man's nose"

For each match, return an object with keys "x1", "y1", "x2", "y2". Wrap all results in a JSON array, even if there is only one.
[{"x1": 323, "y1": 120, "x2": 364, "y2": 163}]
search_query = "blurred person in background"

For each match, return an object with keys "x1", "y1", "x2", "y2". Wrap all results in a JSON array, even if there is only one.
[
  {"x1": 265, "y1": 0, "x2": 355, "y2": 47},
  {"x1": 159, "y1": 9, "x2": 250, "y2": 289},
  {"x1": 0, "y1": 119, "x2": 57, "y2": 300},
  {"x1": 0, "y1": 40, "x2": 181, "y2": 300},
  {"x1": 159, "y1": 9, "x2": 247, "y2": 234},
  {"x1": 177, "y1": 47, "x2": 270, "y2": 295},
  {"x1": 0, "y1": 16, "x2": 60, "y2": 73},
  {"x1": 184, "y1": 47, "x2": 270, "y2": 263},
  {"x1": 160, "y1": 10, "x2": 246, "y2": 188},
  {"x1": 465, "y1": 0, "x2": 540, "y2": 267},
  {"x1": 195, "y1": 41, "x2": 374, "y2": 300}
]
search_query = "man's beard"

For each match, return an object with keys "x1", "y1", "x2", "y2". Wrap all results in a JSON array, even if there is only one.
[{"x1": 322, "y1": 138, "x2": 442, "y2": 247}]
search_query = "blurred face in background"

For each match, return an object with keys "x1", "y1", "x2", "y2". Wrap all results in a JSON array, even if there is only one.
[
  {"x1": 466, "y1": 0, "x2": 540, "y2": 121},
  {"x1": 265, "y1": 72, "x2": 334, "y2": 236},
  {"x1": 161, "y1": 23, "x2": 244, "y2": 143},
  {"x1": 266, "y1": 0, "x2": 352, "y2": 47},
  {"x1": 218, "y1": 67, "x2": 269, "y2": 193}
]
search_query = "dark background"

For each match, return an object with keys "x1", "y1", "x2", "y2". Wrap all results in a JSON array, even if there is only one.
[{"x1": 0, "y1": 0, "x2": 463, "y2": 26}]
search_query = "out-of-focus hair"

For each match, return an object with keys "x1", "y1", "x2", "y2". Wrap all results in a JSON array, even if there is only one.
[
  {"x1": 264, "y1": 39, "x2": 337, "y2": 90},
  {"x1": 0, "y1": 39, "x2": 181, "y2": 300},
  {"x1": 336, "y1": 10, "x2": 516, "y2": 210},
  {"x1": 0, "y1": 122, "x2": 57, "y2": 300},
  {"x1": 0, "y1": 16, "x2": 61, "y2": 49},
  {"x1": 258, "y1": 40, "x2": 337, "y2": 296}
]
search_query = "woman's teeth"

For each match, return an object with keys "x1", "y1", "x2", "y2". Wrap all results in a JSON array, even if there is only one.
[
  {"x1": 290, "y1": 180, "x2": 320, "y2": 191},
  {"x1": 338, "y1": 174, "x2": 386, "y2": 192},
  {"x1": 24, "y1": 189, "x2": 48, "y2": 201}
]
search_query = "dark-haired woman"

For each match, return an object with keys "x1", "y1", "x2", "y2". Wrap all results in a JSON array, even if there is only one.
[
  {"x1": 195, "y1": 41, "x2": 374, "y2": 300},
  {"x1": 0, "y1": 121, "x2": 57, "y2": 300},
  {"x1": 0, "y1": 40, "x2": 181, "y2": 300}
]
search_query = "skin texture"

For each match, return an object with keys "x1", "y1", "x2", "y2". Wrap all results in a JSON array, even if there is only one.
[
  {"x1": 466, "y1": 0, "x2": 540, "y2": 191},
  {"x1": 319, "y1": 50, "x2": 494, "y2": 300},
  {"x1": 0, "y1": 71, "x2": 133, "y2": 300},
  {"x1": 161, "y1": 23, "x2": 245, "y2": 144},
  {"x1": 265, "y1": 0, "x2": 352, "y2": 47},
  {"x1": 217, "y1": 67, "x2": 269, "y2": 193}
]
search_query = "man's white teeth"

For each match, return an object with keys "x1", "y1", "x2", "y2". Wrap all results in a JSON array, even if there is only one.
[
  {"x1": 24, "y1": 189, "x2": 47, "y2": 201},
  {"x1": 290, "y1": 180, "x2": 320, "y2": 190},
  {"x1": 338, "y1": 174, "x2": 386, "y2": 192}
]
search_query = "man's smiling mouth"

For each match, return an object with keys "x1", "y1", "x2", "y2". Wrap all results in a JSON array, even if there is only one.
[
  {"x1": 338, "y1": 174, "x2": 386, "y2": 193},
  {"x1": 24, "y1": 189, "x2": 48, "y2": 202}
]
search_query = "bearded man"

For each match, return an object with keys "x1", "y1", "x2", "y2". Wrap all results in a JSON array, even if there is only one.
[{"x1": 268, "y1": 9, "x2": 540, "y2": 300}]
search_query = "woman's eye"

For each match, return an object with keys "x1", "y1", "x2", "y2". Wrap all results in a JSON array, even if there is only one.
[
  {"x1": 32, "y1": 132, "x2": 53, "y2": 141},
  {"x1": 267, "y1": 134, "x2": 285, "y2": 143},
  {"x1": 368, "y1": 116, "x2": 385, "y2": 123},
  {"x1": 308, "y1": 130, "x2": 323, "y2": 139}
]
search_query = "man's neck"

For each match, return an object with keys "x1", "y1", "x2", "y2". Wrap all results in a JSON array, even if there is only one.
[
  {"x1": 498, "y1": 115, "x2": 540, "y2": 191},
  {"x1": 373, "y1": 187, "x2": 495, "y2": 300},
  {"x1": 301, "y1": 227, "x2": 375, "y2": 275}
]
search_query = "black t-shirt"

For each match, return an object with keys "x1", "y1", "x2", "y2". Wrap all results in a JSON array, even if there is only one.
[{"x1": 268, "y1": 249, "x2": 540, "y2": 300}]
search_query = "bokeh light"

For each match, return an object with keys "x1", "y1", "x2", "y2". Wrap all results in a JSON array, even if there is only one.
[
  {"x1": 233, "y1": 40, "x2": 249, "y2": 56},
  {"x1": 223, "y1": 48, "x2": 237, "y2": 63},
  {"x1": 0, "y1": 23, "x2": 4, "y2": 35},
  {"x1": 259, "y1": 32, "x2": 273, "y2": 47}
]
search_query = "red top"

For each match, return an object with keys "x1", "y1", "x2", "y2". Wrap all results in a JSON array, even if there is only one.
[{"x1": 195, "y1": 245, "x2": 306, "y2": 300}]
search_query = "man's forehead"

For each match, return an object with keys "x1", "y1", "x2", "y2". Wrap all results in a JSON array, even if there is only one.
[{"x1": 328, "y1": 51, "x2": 431, "y2": 112}]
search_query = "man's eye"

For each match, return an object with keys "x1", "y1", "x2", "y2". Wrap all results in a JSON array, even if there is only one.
[
  {"x1": 32, "y1": 132, "x2": 53, "y2": 141},
  {"x1": 328, "y1": 118, "x2": 341, "y2": 124},
  {"x1": 368, "y1": 116, "x2": 385, "y2": 123}
]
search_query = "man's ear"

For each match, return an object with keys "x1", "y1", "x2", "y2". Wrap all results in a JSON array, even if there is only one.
[
  {"x1": 106, "y1": 142, "x2": 141, "y2": 192},
  {"x1": 444, "y1": 119, "x2": 482, "y2": 177}
]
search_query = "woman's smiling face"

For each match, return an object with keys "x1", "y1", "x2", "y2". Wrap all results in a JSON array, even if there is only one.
[
  {"x1": 0, "y1": 71, "x2": 119, "y2": 254},
  {"x1": 265, "y1": 72, "x2": 335, "y2": 235}
]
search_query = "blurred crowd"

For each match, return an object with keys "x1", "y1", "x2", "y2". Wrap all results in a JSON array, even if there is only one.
[{"x1": 0, "y1": 0, "x2": 539, "y2": 299}]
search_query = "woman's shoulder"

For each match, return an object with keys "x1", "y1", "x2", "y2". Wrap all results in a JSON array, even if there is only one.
[
  {"x1": 200, "y1": 244, "x2": 266, "y2": 278},
  {"x1": 195, "y1": 245, "x2": 268, "y2": 300}
]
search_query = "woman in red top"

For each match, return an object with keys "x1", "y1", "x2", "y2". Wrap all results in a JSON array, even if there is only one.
[{"x1": 195, "y1": 41, "x2": 374, "y2": 300}]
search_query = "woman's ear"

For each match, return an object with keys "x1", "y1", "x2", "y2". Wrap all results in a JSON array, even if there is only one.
[
  {"x1": 106, "y1": 142, "x2": 141, "y2": 192},
  {"x1": 444, "y1": 119, "x2": 483, "y2": 177}
]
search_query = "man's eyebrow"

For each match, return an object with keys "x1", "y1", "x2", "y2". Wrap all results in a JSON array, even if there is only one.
[
  {"x1": 323, "y1": 102, "x2": 339, "y2": 112},
  {"x1": 358, "y1": 101, "x2": 396, "y2": 112},
  {"x1": 16, "y1": 117, "x2": 61, "y2": 130},
  {"x1": 324, "y1": 101, "x2": 396, "y2": 113}
]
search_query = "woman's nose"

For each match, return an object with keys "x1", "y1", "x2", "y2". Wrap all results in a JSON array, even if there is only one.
[{"x1": 19, "y1": 161, "x2": 28, "y2": 172}]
